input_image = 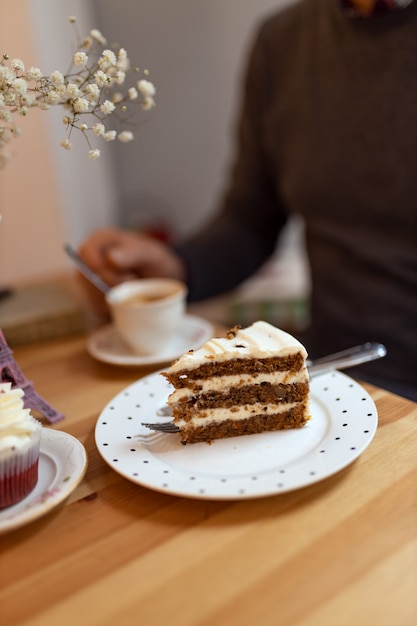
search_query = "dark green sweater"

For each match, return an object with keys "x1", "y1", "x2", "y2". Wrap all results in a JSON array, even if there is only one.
[{"x1": 178, "y1": 0, "x2": 417, "y2": 399}]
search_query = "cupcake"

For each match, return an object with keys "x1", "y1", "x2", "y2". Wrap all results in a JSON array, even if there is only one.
[{"x1": 0, "y1": 382, "x2": 42, "y2": 508}]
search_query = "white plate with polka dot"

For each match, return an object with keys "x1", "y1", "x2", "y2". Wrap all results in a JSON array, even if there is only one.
[
  {"x1": 0, "y1": 430, "x2": 88, "y2": 533},
  {"x1": 95, "y1": 370, "x2": 378, "y2": 500}
]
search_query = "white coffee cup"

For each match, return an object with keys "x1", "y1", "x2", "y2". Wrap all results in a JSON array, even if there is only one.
[{"x1": 106, "y1": 278, "x2": 188, "y2": 355}]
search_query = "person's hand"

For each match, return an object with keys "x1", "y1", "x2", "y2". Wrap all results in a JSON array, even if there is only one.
[{"x1": 77, "y1": 227, "x2": 187, "y2": 314}]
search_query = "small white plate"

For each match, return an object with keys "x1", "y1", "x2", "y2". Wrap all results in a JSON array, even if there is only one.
[
  {"x1": 87, "y1": 314, "x2": 214, "y2": 366},
  {"x1": 0, "y1": 429, "x2": 87, "y2": 533},
  {"x1": 95, "y1": 369, "x2": 378, "y2": 500}
]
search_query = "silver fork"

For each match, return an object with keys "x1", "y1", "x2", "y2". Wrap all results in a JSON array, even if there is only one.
[
  {"x1": 141, "y1": 341, "x2": 386, "y2": 433},
  {"x1": 141, "y1": 420, "x2": 181, "y2": 433}
]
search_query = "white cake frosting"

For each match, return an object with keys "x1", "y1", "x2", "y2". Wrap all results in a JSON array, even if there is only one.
[
  {"x1": 168, "y1": 320, "x2": 308, "y2": 373},
  {"x1": 0, "y1": 382, "x2": 41, "y2": 456}
]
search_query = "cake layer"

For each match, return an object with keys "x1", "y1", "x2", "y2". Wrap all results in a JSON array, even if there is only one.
[
  {"x1": 168, "y1": 370, "x2": 308, "y2": 403},
  {"x1": 174, "y1": 399, "x2": 307, "y2": 426},
  {"x1": 177, "y1": 405, "x2": 309, "y2": 444},
  {"x1": 166, "y1": 353, "x2": 305, "y2": 387},
  {"x1": 171, "y1": 382, "x2": 309, "y2": 418}
]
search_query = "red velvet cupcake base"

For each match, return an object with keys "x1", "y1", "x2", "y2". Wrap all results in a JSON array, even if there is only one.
[{"x1": 0, "y1": 460, "x2": 39, "y2": 508}]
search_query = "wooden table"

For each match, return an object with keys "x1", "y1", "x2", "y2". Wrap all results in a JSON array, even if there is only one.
[{"x1": 1, "y1": 330, "x2": 416, "y2": 626}]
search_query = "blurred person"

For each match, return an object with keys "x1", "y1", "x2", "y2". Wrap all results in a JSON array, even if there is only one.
[{"x1": 78, "y1": 0, "x2": 417, "y2": 401}]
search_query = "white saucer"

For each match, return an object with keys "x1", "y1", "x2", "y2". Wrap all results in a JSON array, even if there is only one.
[
  {"x1": 86, "y1": 314, "x2": 214, "y2": 366},
  {"x1": 0, "y1": 429, "x2": 87, "y2": 533}
]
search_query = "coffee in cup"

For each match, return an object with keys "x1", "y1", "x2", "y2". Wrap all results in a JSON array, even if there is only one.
[{"x1": 106, "y1": 278, "x2": 187, "y2": 355}]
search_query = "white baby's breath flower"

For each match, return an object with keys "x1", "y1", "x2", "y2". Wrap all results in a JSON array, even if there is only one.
[
  {"x1": 117, "y1": 48, "x2": 128, "y2": 63},
  {"x1": 94, "y1": 70, "x2": 108, "y2": 87},
  {"x1": 0, "y1": 126, "x2": 10, "y2": 142},
  {"x1": 117, "y1": 55, "x2": 129, "y2": 72},
  {"x1": 90, "y1": 29, "x2": 106, "y2": 45},
  {"x1": 60, "y1": 138, "x2": 72, "y2": 150},
  {"x1": 1, "y1": 17, "x2": 155, "y2": 164},
  {"x1": 103, "y1": 130, "x2": 116, "y2": 141},
  {"x1": 98, "y1": 49, "x2": 117, "y2": 71},
  {"x1": 11, "y1": 78, "x2": 27, "y2": 95},
  {"x1": 118, "y1": 130, "x2": 134, "y2": 143},
  {"x1": 128, "y1": 87, "x2": 138, "y2": 100},
  {"x1": 73, "y1": 97, "x2": 89, "y2": 113},
  {"x1": 0, "y1": 65, "x2": 9, "y2": 77},
  {"x1": 50, "y1": 70, "x2": 64, "y2": 86},
  {"x1": 81, "y1": 36, "x2": 93, "y2": 52},
  {"x1": 27, "y1": 67, "x2": 42, "y2": 80},
  {"x1": 11, "y1": 58, "x2": 25, "y2": 73},
  {"x1": 100, "y1": 99, "x2": 115, "y2": 115},
  {"x1": 3, "y1": 92, "x2": 16, "y2": 107},
  {"x1": 142, "y1": 96, "x2": 155, "y2": 111},
  {"x1": 86, "y1": 83, "x2": 100, "y2": 100},
  {"x1": 21, "y1": 94, "x2": 35, "y2": 107},
  {"x1": 66, "y1": 82, "x2": 80, "y2": 99},
  {"x1": 54, "y1": 84, "x2": 67, "y2": 99},
  {"x1": 73, "y1": 51, "x2": 88, "y2": 67},
  {"x1": 93, "y1": 123, "x2": 105, "y2": 136},
  {"x1": 0, "y1": 109, "x2": 12, "y2": 122},
  {"x1": 44, "y1": 90, "x2": 61, "y2": 106},
  {"x1": 113, "y1": 70, "x2": 126, "y2": 85},
  {"x1": 137, "y1": 79, "x2": 156, "y2": 98},
  {"x1": 112, "y1": 92, "x2": 123, "y2": 104},
  {"x1": 0, "y1": 151, "x2": 11, "y2": 169}
]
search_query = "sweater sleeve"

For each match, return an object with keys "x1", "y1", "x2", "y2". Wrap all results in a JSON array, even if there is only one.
[{"x1": 176, "y1": 24, "x2": 289, "y2": 302}]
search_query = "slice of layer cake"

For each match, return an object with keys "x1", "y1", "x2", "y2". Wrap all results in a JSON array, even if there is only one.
[{"x1": 162, "y1": 320, "x2": 311, "y2": 444}]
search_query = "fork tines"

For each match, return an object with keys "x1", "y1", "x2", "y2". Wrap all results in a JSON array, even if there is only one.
[{"x1": 141, "y1": 421, "x2": 180, "y2": 433}]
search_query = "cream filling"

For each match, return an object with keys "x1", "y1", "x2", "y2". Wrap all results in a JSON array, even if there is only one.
[
  {"x1": 168, "y1": 369, "x2": 308, "y2": 404},
  {"x1": 174, "y1": 400, "x2": 307, "y2": 429}
]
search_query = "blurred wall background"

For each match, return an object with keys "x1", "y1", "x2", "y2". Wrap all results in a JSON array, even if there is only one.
[
  {"x1": 1, "y1": 0, "x2": 297, "y2": 287},
  {"x1": 0, "y1": 1, "x2": 66, "y2": 286},
  {"x1": 90, "y1": 0, "x2": 296, "y2": 241}
]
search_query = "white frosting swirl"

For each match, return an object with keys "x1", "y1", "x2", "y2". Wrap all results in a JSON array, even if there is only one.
[
  {"x1": 167, "y1": 320, "x2": 308, "y2": 373},
  {"x1": 0, "y1": 382, "x2": 41, "y2": 453}
]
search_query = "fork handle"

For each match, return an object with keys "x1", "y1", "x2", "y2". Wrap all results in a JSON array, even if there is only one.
[{"x1": 308, "y1": 342, "x2": 387, "y2": 377}]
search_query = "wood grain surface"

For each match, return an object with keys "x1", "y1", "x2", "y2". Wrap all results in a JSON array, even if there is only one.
[{"x1": 1, "y1": 331, "x2": 416, "y2": 626}]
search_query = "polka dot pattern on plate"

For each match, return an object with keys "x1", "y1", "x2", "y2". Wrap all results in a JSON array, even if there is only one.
[{"x1": 95, "y1": 370, "x2": 378, "y2": 500}]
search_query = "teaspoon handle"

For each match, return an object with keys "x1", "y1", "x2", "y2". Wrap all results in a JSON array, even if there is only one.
[{"x1": 64, "y1": 243, "x2": 110, "y2": 294}]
